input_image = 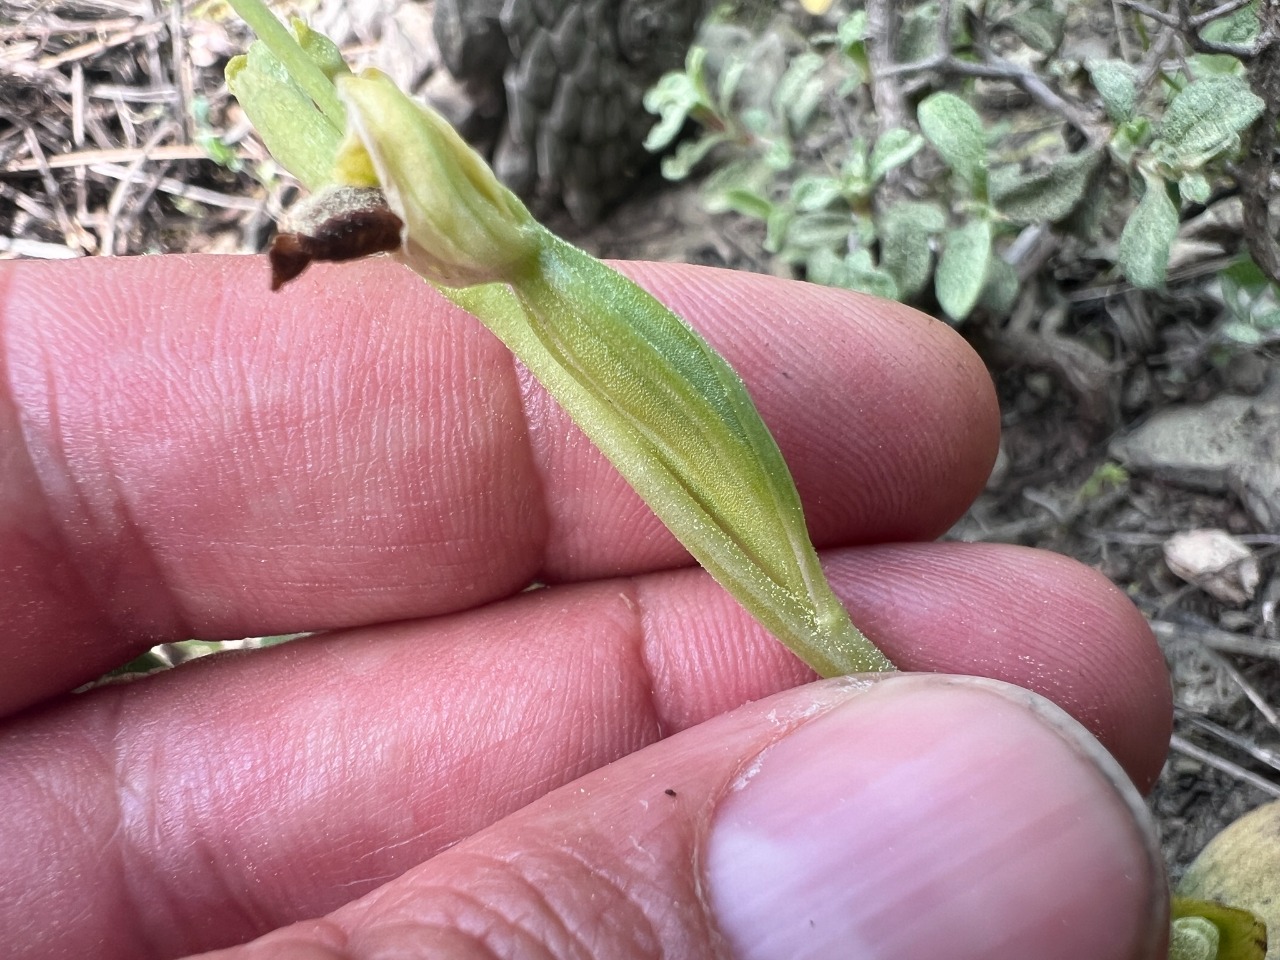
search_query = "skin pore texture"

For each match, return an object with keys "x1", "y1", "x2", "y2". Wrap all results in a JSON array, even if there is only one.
[{"x1": 0, "y1": 255, "x2": 1171, "y2": 959}]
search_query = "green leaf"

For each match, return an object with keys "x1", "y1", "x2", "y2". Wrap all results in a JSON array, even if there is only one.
[
  {"x1": 764, "y1": 205, "x2": 791, "y2": 253},
  {"x1": 807, "y1": 248, "x2": 898, "y2": 299},
  {"x1": 716, "y1": 53, "x2": 747, "y2": 110},
  {"x1": 1118, "y1": 173, "x2": 1179, "y2": 288},
  {"x1": 1179, "y1": 171, "x2": 1211, "y2": 204},
  {"x1": 740, "y1": 106, "x2": 773, "y2": 137},
  {"x1": 773, "y1": 51, "x2": 825, "y2": 133},
  {"x1": 1222, "y1": 320, "x2": 1266, "y2": 344},
  {"x1": 840, "y1": 138, "x2": 869, "y2": 183},
  {"x1": 1158, "y1": 76, "x2": 1264, "y2": 165},
  {"x1": 446, "y1": 246, "x2": 895, "y2": 677},
  {"x1": 702, "y1": 156, "x2": 768, "y2": 202},
  {"x1": 837, "y1": 10, "x2": 869, "y2": 49},
  {"x1": 992, "y1": 147, "x2": 1103, "y2": 224},
  {"x1": 868, "y1": 128, "x2": 925, "y2": 182},
  {"x1": 1077, "y1": 461, "x2": 1129, "y2": 500},
  {"x1": 918, "y1": 92, "x2": 988, "y2": 192},
  {"x1": 805, "y1": 247, "x2": 844, "y2": 286},
  {"x1": 1200, "y1": 1, "x2": 1259, "y2": 45},
  {"x1": 844, "y1": 272, "x2": 898, "y2": 300},
  {"x1": 791, "y1": 175, "x2": 844, "y2": 212},
  {"x1": 762, "y1": 139, "x2": 794, "y2": 171},
  {"x1": 896, "y1": 4, "x2": 942, "y2": 63},
  {"x1": 877, "y1": 200, "x2": 945, "y2": 300},
  {"x1": 1005, "y1": 3, "x2": 1065, "y2": 53},
  {"x1": 292, "y1": 20, "x2": 350, "y2": 81},
  {"x1": 841, "y1": 255, "x2": 899, "y2": 299},
  {"x1": 978, "y1": 255, "x2": 1019, "y2": 315},
  {"x1": 1108, "y1": 115, "x2": 1152, "y2": 165},
  {"x1": 781, "y1": 211, "x2": 852, "y2": 253},
  {"x1": 935, "y1": 218, "x2": 993, "y2": 321},
  {"x1": 708, "y1": 186, "x2": 774, "y2": 221},
  {"x1": 1087, "y1": 59, "x2": 1138, "y2": 123},
  {"x1": 1190, "y1": 52, "x2": 1249, "y2": 78},
  {"x1": 836, "y1": 10, "x2": 871, "y2": 82},
  {"x1": 199, "y1": 132, "x2": 242, "y2": 171},
  {"x1": 645, "y1": 47, "x2": 714, "y2": 151},
  {"x1": 1220, "y1": 255, "x2": 1271, "y2": 303},
  {"x1": 643, "y1": 73, "x2": 703, "y2": 152},
  {"x1": 660, "y1": 132, "x2": 729, "y2": 180},
  {"x1": 226, "y1": 1, "x2": 346, "y2": 129},
  {"x1": 1218, "y1": 255, "x2": 1280, "y2": 330}
]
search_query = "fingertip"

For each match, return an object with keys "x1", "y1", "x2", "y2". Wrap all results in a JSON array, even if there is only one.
[
  {"x1": 827, "y1": 543, "x2": 1172, "y2": 791},
  {"x1": 637, "y1": 539, "x2": 1170, "y2": 793},
  {"x1": 706, "y1": 676, "x2": 1166, "y2": 960}
]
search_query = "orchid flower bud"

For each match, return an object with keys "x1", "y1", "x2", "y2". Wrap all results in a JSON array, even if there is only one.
[{"x1": 333, "y1": 69, "x2": 543, "y2": 288}]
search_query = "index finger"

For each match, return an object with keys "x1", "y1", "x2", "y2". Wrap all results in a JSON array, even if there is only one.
[{"x1": 0, "y1": 255, "x2": 998, "y2": 711}]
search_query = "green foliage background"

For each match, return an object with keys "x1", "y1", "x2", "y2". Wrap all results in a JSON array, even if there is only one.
[{"x1": 645, "y1": 0, "x2": 1274, "y2": 333}]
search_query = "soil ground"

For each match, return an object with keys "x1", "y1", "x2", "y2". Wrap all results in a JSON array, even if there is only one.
[{"x1": 3, "y1": 0, "x2": 1279, "y2": 895}]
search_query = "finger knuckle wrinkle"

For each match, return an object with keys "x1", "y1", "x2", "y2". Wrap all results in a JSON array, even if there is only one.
[{"x1": 347, "y1": 848, "x2": 661, "y2": 960}]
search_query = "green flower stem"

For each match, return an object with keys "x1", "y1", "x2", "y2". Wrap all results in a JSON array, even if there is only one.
[{"x1": 224, "y1": 1, "x2": 895, "y2": 677}]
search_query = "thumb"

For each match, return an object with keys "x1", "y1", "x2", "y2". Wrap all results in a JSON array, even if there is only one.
[{"x1": 189, "y1": 675, "x2": 1166, "y2": 960}]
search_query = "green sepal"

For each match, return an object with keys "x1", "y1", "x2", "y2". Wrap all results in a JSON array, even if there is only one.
[{"x1": 225, "y1": 27, "x2": 347, "y2": 189}]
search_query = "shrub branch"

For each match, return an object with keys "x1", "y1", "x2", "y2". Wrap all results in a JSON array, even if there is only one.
[{"x1": 1239, "y1": 0, "x2": 1280, "y2": 281}]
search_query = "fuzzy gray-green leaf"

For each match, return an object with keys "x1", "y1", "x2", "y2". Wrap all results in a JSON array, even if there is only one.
[
  {"x1": 841, "y1": 252, "x2": 899, "y2": 300},
  {"x1": 979, "y1": 255, "x2": 1019, "y2": 315},
  {"x1": 1006, "y1": 2, "x2": 1065, "y2": 53},
  {"x1": 1119, "y1": 174, "x2": 1179, "y2": 288},
  {"x1": 661, "y1": 132, "x2": 729, "y2": 180},
  {"x1": 643, "y1": 71, "x2": 702, "y2": 152},
  {"x1": 869, "y1": 128, "x2": 925, "y2": 183},
  {"x1": 1179, "y1": 171, "x2": 1211, "y2": 204},
  {"x1": 712, "y1": 187, "x2": 774, "y2": 221},
  {"x1": 1200, "y1": 2, "x2": 1260, "y2": 45},
  {"x1": 936, "y1": 218, "x2": 993, "y2": 321},
  {"x1": 1087, "y1": 59, "x2": 1138, "y2": 123},
  {"x1": 783, "y1": 211, "x2": 852, "y2": 252},
  {"x1": 774, "y1": 51, "x2": 825, "y2": 133},
  {"x1": 918, "y1": 92, "x2": 988, "y2": 193},
  {"x1": 992, "y1": 147, "x2": 1103, "y2": 224},
  {"x1": 877, "y1": 200, "x2": 944, "y2": 300},
  {"x1": 791, "y1": 175, "x2": 845, "y2": 212},
  {"x1": 1158, "y1": 76, "x2": 1263, "y2": 164}
]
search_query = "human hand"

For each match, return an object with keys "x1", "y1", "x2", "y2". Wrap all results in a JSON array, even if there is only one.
[{"x1": 0, "y1": 256, "x2": 1170, "y2": 959}]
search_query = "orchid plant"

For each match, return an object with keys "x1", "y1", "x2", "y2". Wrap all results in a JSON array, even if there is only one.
[{"x1": 223, "y1": 0, "x2": 894, "y2": 678}]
